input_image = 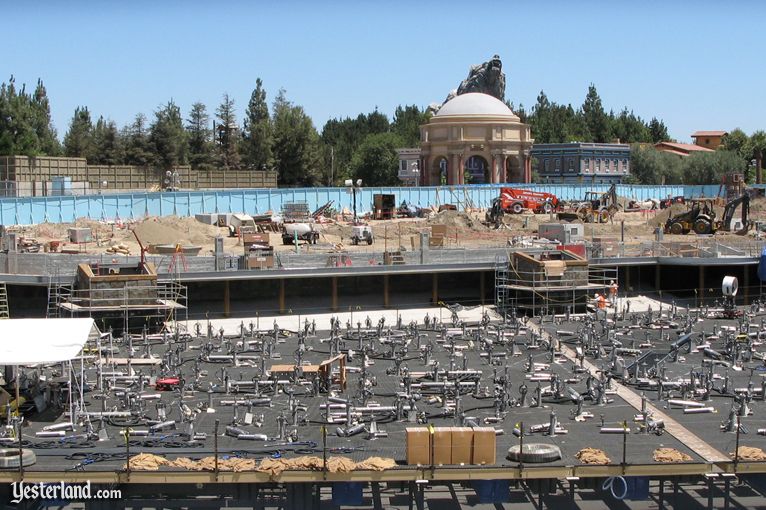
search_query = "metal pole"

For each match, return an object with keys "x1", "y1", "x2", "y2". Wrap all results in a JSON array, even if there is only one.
[{"x1": 214, "y1": 419, "x2": 220, "y2": 481}]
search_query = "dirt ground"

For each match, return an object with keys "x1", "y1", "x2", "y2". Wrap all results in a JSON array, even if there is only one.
[{"x1": 8, "y1": 196, "x2": 765, "y2": 257}]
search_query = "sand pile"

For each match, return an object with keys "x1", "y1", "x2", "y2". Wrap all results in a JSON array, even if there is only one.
[
  {"x1": 124, "y1": 453, "x2": 396, "y2": 479},
  {"x1": 428, "y1": 210, "x2": 488, "y2": 232},
  {"x1": 576, "y1": 448, "x2": 611, "y2": 465},
  {"x1": 653, "y1": 448, "x2": 692, "y2": 463},
  {"x1": 732, "y1": 446, "x2": 766, "y2": 461}
]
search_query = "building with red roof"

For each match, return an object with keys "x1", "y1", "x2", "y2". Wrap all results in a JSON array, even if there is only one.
[{"x1": 654, "y1": 141, "x2": 715, "y2": 157}]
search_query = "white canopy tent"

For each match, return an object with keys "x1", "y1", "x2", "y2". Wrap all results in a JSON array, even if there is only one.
[{"x1": 0, "y1": 318, "x2": 98, "y2": 365}]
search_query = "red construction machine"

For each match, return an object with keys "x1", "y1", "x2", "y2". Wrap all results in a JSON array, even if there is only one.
[{"x1": 485, "y1": 187, "x2": 560, "y2": 224}]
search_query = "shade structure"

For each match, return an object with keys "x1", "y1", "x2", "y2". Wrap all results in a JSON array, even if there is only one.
[{"x1": 0, "y1": 318, "x2": 98, "y2": 364}]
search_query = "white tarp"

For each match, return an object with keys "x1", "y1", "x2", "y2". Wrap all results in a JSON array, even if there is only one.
[{"x1": 0, "y1": 318, "x2": 97, "y2": 364}]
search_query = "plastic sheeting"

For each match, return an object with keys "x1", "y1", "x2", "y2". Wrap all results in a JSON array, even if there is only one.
[{"x1": 0, "y1": 318, "x2": 96, "y2": 364}]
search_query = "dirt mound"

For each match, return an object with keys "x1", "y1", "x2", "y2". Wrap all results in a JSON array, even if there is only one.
[
  {"x1": 132, "y1": 216, "x2": 221, "y2": 246},
  {"x1": 428, "y1": 210, "x2": 488, "y2": 232},
  {"x1": 646, "y1": 204, "x2": 686, "y2": 228}
]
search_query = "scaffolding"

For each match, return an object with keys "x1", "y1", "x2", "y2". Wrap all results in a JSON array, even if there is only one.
[
  {"x1": 49, "y1": 260, "x2": 187, "y2": 336},
  {"x1": 495, "y1": 249, "x2": 618, "y2": 315}
]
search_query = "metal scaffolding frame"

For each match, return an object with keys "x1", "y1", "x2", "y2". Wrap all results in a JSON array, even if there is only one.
[{"x1": 495, "y1": 251, "x2": 618, "y2": 315}]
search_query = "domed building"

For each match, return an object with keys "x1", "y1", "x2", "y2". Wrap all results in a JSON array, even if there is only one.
[{"x1": 416, "y1": 93, "x2": 533, "y2": 185}]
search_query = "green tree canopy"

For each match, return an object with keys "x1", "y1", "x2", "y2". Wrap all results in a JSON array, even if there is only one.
[
  {"x1": 628, "y1": 144, "x2": 683, "y2": 184},
  {"x1": 349, "y1": 132, "x2": 404, "y2": 186},
  {"x1": 683, "y1": 150, "x2": 747, "y2": 184},
  {"x1": 272, "y1": 89, "x2": 322, "y2": 186},
  {"x1": 391, "y1": 105, "x2": 429, "y2": 147},
  {"x1": 0, "y1": 76, "x2": 60, "y2": 156}
]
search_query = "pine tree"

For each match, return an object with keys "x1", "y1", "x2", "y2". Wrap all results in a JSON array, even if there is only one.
[
  {"x1": 391, "y1": 105, "x2": 429, "y2": 147},
  {"x1": 241, "y1": 79, "x2": 273, "y2": 171},
  {"x1": 92, "y1": 116, "x2": 123, "y2": 165},
  {"x1": 31, "y1": 79, "x2": 60, "y2": 155},
  {"x1": 272, "y1": 89, "x2": 322, "y2": 186},
  {"x1": 648, "y1": 117, "x2": 670, "y2": 143},
  {"x1": 63, "y1": 106, "x2": 95, "y2": 160},
  {"x1": 123, "y1": 113, "x2": 153, "y2": 167},
  {"x1": 581, "y1": 84, "x2": 610, "y2": 143},
  {"x1": 186, "y1": 102, "x2": 213, "y2": 170},
  {"x1": 215, "y1": 93, "x2": 241, "y2": 170},
  {"x1": 149, "y1": 101, "x2": 188, "y2": 170}
]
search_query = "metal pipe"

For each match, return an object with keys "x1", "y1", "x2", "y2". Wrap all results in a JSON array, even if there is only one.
[{"x1": 684, "y1": 407, "x2": 716, "y2": 414}]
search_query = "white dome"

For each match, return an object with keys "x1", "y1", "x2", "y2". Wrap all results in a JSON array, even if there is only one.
[{"x1": 435, "y1": 93, "x2": 517, "y2": 118}]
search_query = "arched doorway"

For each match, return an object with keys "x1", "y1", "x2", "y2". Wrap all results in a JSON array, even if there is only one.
[
  {"x1": 465, "y1": 155, "x2": 489, "y2": 184},
  {"x1": 431, "y1": 156, "x2": 448, "y2": 185}
]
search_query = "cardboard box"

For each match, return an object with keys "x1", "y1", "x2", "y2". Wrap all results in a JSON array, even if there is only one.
[
  {"x1": 433, "y1": 427, "x2": 452, "y2": 465},
  {"x1": 450, "y1": 427, "x2": 473, "y2": 465},
  {"x1": 472, "y1": 427, "x2": 497, "y2": 465},
  {"x1": 406, "y1": 427, "x2": 431, "y2": 466}
]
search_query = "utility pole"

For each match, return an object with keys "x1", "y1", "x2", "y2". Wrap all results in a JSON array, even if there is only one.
[{"x1": 330, "y1": 146, "x2": 335, "y2": 186}]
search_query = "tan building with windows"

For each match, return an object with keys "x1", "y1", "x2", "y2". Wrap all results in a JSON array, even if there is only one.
[
  {"x1": 691, "y1": 130, "x2": 727, "y2": 150},
  {"x1": 416, "y1": 93, "x2": 533, "y2": 185}
]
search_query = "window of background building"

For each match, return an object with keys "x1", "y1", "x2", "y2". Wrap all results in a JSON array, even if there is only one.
[
  {"x1": 596, "y1": 159, "x2": 601, "y2": 171},
  {"x1": 568, "y1": 158, "x2": 574, "y2": 172},
  {"x1": 583, "y1": 158, "x2": 590, "y2": 173},
  {"x1": 623, "y1": 159, "x2": 629, "y2": 172},
  {"x1": 544, "y1": 159, "x2": 550, "y2": 172},
  {"x1": 555, "y1": 158, "x2": 561, "y2": 170},
  {"x1": 400, "y1": 161, "x2": 408, "y2": 171}
]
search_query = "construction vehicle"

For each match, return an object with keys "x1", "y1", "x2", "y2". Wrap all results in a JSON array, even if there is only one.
[
  {"x1": 485, "y1": 188, "x2": 559, "y2": 224},
  {"x1": 557, "y1": 184, "x2": 619, "y2": 223},
  {"x1": 664, "y1": 194, "x2": 751, "y2": 235}
]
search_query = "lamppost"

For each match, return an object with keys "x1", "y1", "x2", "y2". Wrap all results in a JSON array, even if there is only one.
[
  {"x1": 344, "y1": 178, "x2": 362, "y2": 223},
  {"x1": 412, "y1": 161, "x2": 420, "y2": 187},
  {"x1": 165, "y1": 170, "x2": 181, "y2": 192},
  {"x1": 99, "y1": 180, "x2": 107, "y2": 195}
]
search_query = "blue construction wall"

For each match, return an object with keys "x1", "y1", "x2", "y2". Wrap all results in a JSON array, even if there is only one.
[{"x1": 0, "y1": 184, "x2": 723, "y2": 225}]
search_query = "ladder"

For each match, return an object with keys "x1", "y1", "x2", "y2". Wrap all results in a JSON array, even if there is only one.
[
  {"x1": 46, "y1": 273, "x2": 72, "y2": 319},
  {"x1": 0, "y1": 283, "x2": 8, "y2": 319}
]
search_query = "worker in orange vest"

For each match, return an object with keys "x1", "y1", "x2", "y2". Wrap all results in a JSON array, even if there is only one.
[{"x1": 595, "y1": 293, "x2": 607, "y2": 310}]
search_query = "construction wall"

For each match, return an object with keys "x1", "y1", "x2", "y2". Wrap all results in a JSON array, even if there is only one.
[
  {"x1": 0, "y1": 156, "x2": 278, "y2": 196},
  {"x1": 0, "y1": 183, "x2": 724, "y2": 225}
]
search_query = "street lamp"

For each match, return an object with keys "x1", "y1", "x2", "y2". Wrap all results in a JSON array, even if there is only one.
[
  {"x1": 344, "y1": 178, "x2": 362, "y2": 223},
  {"x1": 412, "y1": 161, "x2": 420, "y2": 187}
]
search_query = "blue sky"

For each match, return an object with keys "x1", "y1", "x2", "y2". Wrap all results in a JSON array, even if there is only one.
[{"x1": 4, "y1": 0, "x2": 764, "y2": 142}]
